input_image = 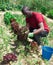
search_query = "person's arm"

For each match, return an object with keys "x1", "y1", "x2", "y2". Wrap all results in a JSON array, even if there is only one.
[
  {"x1": 33, "y1": 22, "x2": 44, "y2": 34},
  {"x1": 33, "y1": 13, "x2": 45, "y2": 34}
]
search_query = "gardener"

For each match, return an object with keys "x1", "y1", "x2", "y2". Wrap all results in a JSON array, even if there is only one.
[{"x1": 21, "y1": 6, "x2": 49, "y2": 46}]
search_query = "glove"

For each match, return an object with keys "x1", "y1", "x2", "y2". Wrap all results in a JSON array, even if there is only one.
[{"x1": 28, "y1": 33, "x2": 34, "y2": 38}]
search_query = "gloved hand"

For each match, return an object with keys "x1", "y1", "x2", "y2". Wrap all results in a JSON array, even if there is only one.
[{"x1": 28, "y1": 33, "x2": 34, "y2": 38}]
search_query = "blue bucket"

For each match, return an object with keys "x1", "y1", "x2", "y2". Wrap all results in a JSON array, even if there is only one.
[{"x1": 42, "y1": 46, "x2": 53, "y2": 60}]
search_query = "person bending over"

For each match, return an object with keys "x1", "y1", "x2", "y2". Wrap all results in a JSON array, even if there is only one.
[{"x1": 21, "y1": 6, "x2": 49, "y2": 46}]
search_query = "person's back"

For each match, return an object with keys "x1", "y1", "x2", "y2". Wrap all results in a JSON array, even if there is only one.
[{"x1": 26, "y1": 12, "x2": 49, "y2": 32}]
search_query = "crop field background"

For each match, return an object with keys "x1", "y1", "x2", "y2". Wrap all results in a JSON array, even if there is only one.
[{"x1": 0, "y1": 0, "x2": 53, "y2": 65}]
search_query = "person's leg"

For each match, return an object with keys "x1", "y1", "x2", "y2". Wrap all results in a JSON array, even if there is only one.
[
  {"x1": 33, "y1": 30, "x2": 49, "y2": 45},
  {"x1": 39, "y1": 30, "x2": 48, "y2": 37},
  {"x1": 33, "y1": 34, "x2": 41, "y2": 46},
  {"x1": 29, "y1": 27, "x2": 49, "y2": 45},
  {"x1": 29, "y1": 28, "x2": 41, "y2": 46}
]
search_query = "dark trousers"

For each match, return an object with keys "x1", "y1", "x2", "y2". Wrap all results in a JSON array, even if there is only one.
[{"x1": 29, "y1": 28, "x2": 49, "y2": 46}]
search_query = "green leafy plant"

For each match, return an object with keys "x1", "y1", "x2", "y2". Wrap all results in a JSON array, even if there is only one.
[
  {"x1": 14, "y1": 14, "x2": 26, "y2": 26},
  {"x1": 40, "y1": 6, "x2": 47, "y2": 14},
  {"x1": 0, "y1": 26, "x2": 3, "y2": 37},
  {"x1": 4, "y1": 12, "x2": 15, "y2": 25},
  {"x1": 47, "y1": 9, "x2": 53, "y2": 19},
  {"x1": 41, "y1": 37, "x2": 49, "y2": 45},
  {"x1": 0, "y1": 4, "x2": 6, "y2": 11},
  {"x1": 48, "y1": 30, "x2": 53, "y2": 39}
]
